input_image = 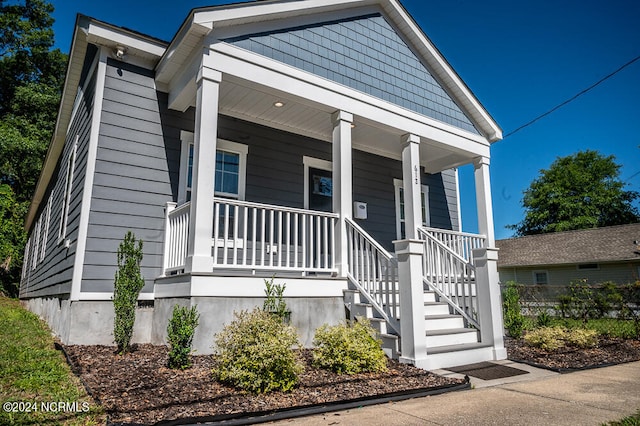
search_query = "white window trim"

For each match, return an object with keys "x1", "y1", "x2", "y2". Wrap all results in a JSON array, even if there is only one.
[
  {"x1": 31, "y1": 217, "x2": 41, "y2": 271},
  {"x1": 533, "y1": 270, "x2": 549, "y2": 285},
  {"x1": 393, "y1": 178, "x2": 430, "y2": 240},
  {"x1": 178, "y1": 130, "x2": 248, "y2": 204},
  {"x1": 58, "y1": 137, "x2": 78, "y2": 244},
  {"x1": 40, "y1": 195, "x2": 52, "y2": 262},
  {"x1": 303, "y1": 156, "x2": 332, "y2": 210}
]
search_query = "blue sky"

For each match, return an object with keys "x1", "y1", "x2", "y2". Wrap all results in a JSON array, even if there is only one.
[{"x1": 50, "y1": 0, "x2": 640, "y2": 239}]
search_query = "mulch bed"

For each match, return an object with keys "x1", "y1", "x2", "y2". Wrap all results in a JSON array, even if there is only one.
[
  {"x1": 505, "y1": 336, "x2": 640, "y2": 372},
  {"x1": 62, "y1": 345, "x2": 466, "y2": 425},
  {"x1": 60, "y1": 338, "x2": 640, "y2": 425}
]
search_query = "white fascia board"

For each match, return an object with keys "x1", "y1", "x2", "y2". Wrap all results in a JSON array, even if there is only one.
[
  {"x1": 167, "y1": 48, "x2": 203, "y2": 111},
  {"x1": 193, "y1": 0, "x2": 374, "y2": 28},
  {"x1": 85, "y1": 20, "x2": 166, "y2": 65},
  {"x1": 155, "y1": 18, "x2": 213, "y2": 85},
  {"x1": 383, "y1": 0, "x2": 502, "y2": 142},
  {"x1": 210, "y1": 44, "x2": 490, "y2": 157},
  {"x1": 25, "y1": 16, "x2": 90, "y2": 231}
]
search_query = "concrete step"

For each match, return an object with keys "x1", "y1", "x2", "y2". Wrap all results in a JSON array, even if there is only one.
[
  {"x1": 426, "y1": 327, "x2": 479, "y2": 347},
  {"x1": 424, "y1": 314, "x2": 465, "y2": 331}
]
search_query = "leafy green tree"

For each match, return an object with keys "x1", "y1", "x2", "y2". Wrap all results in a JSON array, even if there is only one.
[
  {"x1": 0, "y1": 0, "x2": 67, "y2": 296},
  {"x1": 510, "y1": 150, "x2": 639, "y2": 236}
]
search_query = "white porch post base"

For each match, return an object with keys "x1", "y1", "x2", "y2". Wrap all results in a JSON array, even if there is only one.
[
  {"x1": 473, "y1": 247, "x2": 507, "y2": 360},
  {"x1": 185, "y1": 255, "x2": 214, "y2": 273},
  {"x1": 394, "y1": 239, "x2": 428, "y2": 366}
]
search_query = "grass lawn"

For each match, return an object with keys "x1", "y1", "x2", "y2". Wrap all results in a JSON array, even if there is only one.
[
  {"x1": 607, "y1": 410, "x2": 640, "y2": 426},
  {"x1": 0, "y1": 296, "x2": 104, "y2": 425}
]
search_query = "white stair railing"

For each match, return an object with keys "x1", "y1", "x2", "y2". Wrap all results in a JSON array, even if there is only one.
[
  {"x1": 346, "y1": 218, "x2": 400, "y2": 335},
  {"x1": 421, "y1": 226, "x2": 485, "y2": 264},
  {"x1": 418, "y1": 228, "x2": 480, "y2": 329}
]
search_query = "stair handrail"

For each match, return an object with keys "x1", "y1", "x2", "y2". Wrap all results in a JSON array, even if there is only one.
[
  {"x1": 345, "y1": 218, "x2": 400, "y2": 335},
  {"x1": 421, "y1": 226, "x2": 486, "y2": 264},
  {"x1": 418, "y1": 228, "x2": 480, "y2": 329}
]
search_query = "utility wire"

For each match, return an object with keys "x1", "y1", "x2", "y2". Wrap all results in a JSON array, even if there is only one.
[{"x1": 504, "y1": 54, "x2": 640, "y2": 138}]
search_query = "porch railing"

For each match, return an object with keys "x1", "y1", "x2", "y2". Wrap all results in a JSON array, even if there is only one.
[
  {"x1": 346, "y1": 218, "x2": 400, "y2": 335},
  {"x1": 420, "y1": 226, "x2": 485, "y2": 264},
  {"x1": 164, "y1": 200, "x2": 339, "y2": 274},
  {"x1": 418, "y1": 227, "x2": 480, "y2": 329}
]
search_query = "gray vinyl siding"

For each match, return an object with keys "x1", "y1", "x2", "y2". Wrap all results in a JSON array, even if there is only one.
[
  {"x1": 20, "y1": 45, "x2": 98, "y2": 298},
  {"x1": 80, "y1": 59, "x2": 188, "y2": 294},
  {"x1": 226, "y1": 14, "x2": 479, "y2": 134}
]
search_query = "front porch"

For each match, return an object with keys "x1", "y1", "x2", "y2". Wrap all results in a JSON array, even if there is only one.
[{"x1": 151, "y1": 26, "x2": 505, "y2": 368}]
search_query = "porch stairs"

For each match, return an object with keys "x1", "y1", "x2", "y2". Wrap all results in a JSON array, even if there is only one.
[{"x1": 344, "y1": 219, "x2": 494, "y2": 370}]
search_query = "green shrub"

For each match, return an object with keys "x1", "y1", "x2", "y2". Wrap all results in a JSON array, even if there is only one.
[
  {"x1": 312, "y1": 320, "x2": 388, "y2": 374},
  {"x1": 262, "y1": 277, "x2": 289, "y2": 322},
  {"x1": 524, "y1": 327, "x2": 566, "y2": 351},
  {"x1": 564, "y1": 328, "x2": 599, "y2": 348},
  {"x1": 536, "y1": 310, "x2": 552, "y2": 328},
  {"x1": 113, "y1": 231, "x2": 145, "y2": 354},
  {"x1": 213, "y1": 308, "x2": 302, "y2": 393},
  {"x1": 524, "y1": 326, "x2": 599, "y2": 351},
  {"x1": 167, "y1": 305, "x2": 200, "y2": 369},
  {"x1": 503, "y1": 281, "x2": 525, "y2": 338}
]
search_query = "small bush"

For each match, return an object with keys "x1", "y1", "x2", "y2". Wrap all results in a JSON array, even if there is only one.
[
  {"x1": 503, "y1": 281, "x2": 525, "y2": 338},
  {"x1": 213, "y1": 308, "x2": 302, "y2": 393},
  {"x1": 113, "y1": 231, "x2": 145, "y2": 354},
  {"x1": 167, "y1": 305, "x2": 200, "y2": 369},
  {"x1": 262, "y1": 277, "x2": 289, "y2": 322},
  {"x1": 536, "y1": 310, "x2": 552, "y2": 328},
  {"x1": 564, "y1": 328, "x2": 599, "y2": 348},
  {"x1": 524, "y1": 327, "x2": 566, "y2": 351},
  {"x1": 312, "y1": 320, "x2": 388, "y2": 374},
  {"x1": 524, "y1": 326, "x2": 599, "y2": 351}
]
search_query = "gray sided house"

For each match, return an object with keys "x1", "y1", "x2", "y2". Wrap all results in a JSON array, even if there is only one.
[
  {"x1": 21, "y1": 0, "x2": 505, "y2": 370},
  {"x1": 497, "y1": 223, "x2": 640, "y2": 290}
]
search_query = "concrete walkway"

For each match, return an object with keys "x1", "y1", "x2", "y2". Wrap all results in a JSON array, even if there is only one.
[{"x1": 268, "y1": 360, "x2": 640, "y2": 425}]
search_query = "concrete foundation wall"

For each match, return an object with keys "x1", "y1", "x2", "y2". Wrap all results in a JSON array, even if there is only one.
[
  {"x1": 25, "y1": 295, "x2": 346, "y2": 353},
  {"x1": 153, "y1": 296, "x2": 345, "y2": 354}
]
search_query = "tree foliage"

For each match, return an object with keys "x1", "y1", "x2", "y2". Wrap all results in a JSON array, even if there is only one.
[
  {"x1": 510, "y1": 150, "x2": 640, "y2": 236},
  {"x1": 0, "y1": 0, "x2": 67, "y2": 296}
]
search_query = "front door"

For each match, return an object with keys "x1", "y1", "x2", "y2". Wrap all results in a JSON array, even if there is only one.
[{"x1": 308, "y1": 167, "x2": 332, "y2": 212}]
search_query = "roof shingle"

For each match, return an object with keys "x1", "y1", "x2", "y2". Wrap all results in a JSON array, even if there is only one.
[{"x1": 496, "y1": 223, "x2": 640, "y2": 267}]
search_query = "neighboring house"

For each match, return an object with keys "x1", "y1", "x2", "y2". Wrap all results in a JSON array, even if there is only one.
[
  {"x1": 496, "y1": 223, "x2": 640, "y2": 289},
  {"x1": 20, "y1": 0, "x2": 505, "y2": 370}
]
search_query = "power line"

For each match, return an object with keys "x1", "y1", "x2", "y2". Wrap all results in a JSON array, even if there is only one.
[{"x1": 504, "y1": 54, "x2": 640, "y2": 138}]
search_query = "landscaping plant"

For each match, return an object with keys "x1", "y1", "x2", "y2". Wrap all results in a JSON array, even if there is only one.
[
  {"x1": 263, "y1": 277, "x2": 289, "y2": 322},
  {"x1": 312, "y1": 320, "x2": 388, "y2": 374},
  {"x1": 213, "y1": 308, "x2": 302, "y2": 393},
  {"x1": 503, "y1": 281, "x2": 525, "y2": 338},
  {"x1": 524, "y1": 326, "x2": 599, "y2": 351},
  {"x1": 113, "y1": 231, "x2": 145, "y2": 354},
  {"x1": 167, "y1": 305, "x2": 200, "y2": 369}
]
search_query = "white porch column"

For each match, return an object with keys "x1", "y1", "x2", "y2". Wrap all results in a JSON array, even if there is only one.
[
  {"x1": 332, "y1": 110, "x2": 353, "y2": 277},
  {"x1": 473, "y1": 247, "x2": 507, "y2": 360},
  {"x1": 474, "y1": 156, "x2": 496, "y2": 247},
  {"x1": 185, "y1": 65, "x2": 222, "y2": 273},
  {"x1": 472, "y1": 156, "x2": 506, "y2": 360},
  {"x1": 401, "y1": 134, "x2": 422, "y2": 239},
  {"x1": 394, "y1": 239, "x2": 428, "y2": 367}
]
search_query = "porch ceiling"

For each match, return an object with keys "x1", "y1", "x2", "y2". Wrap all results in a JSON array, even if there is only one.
[{"x1": 217, "y1": 77, "x2": 479, "y2": 173}]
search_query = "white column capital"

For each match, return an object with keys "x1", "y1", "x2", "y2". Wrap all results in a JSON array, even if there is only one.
[
  {"x1": 401, "y1": 133, "x2": 420, "y2": 148},
  {"x1": 331, "y1": 110, "x2": 353, "y2": 126},
  {"x1": 196, "y1": 65, "x2": 222, "y2": 85},
  {"x1": 474, "y1": 156, "x2": 490, "y2": 168}
]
